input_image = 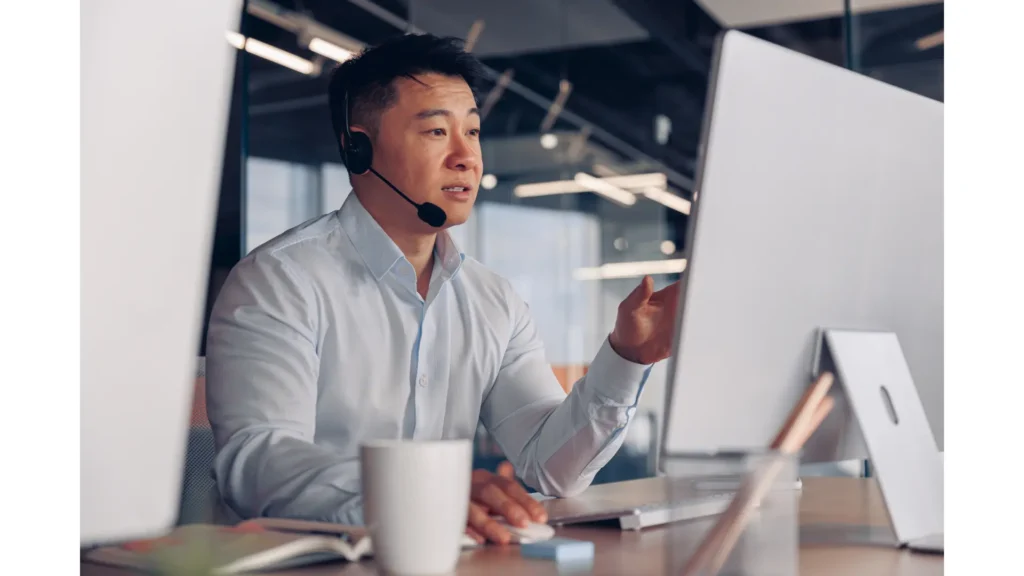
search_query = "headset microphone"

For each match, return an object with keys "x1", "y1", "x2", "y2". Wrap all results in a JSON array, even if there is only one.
[
  {"x1": 341, "y1": 89, "x2": 448, "y2": 228},
  {"x1": 366, "y1": 167, "x2": 448, "y2": 228}
]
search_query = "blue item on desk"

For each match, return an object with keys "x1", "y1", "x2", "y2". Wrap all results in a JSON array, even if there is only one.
[{"x1": 521, "y1": 538, "x2": 595, "y2": 563}]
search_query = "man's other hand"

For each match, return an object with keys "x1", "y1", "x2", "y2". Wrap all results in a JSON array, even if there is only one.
[
  {"x1": 465, "y1": 468, "x2": 548, "y2": 545},
  {"x1": 609, "y1": 275, "x2": 681, "y2": 365}
]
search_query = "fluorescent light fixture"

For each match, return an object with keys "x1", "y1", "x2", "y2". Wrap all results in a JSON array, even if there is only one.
[
  {"x1": 643, "y1": 187, "x2": 692, "y2": 215},
  {"x1": 915, "y1": 30, "x2": 944, "y2": 51},
  {"x1": 480, "y1": 68, "x2": 513, "y2": 119},
  {"x1": 244, "y1": 38, "x2": 315, "y2": 75},
  {"x1": 309, "y1": 37, "x2": 353, "y2": 63},
  {"x1": 465, "y1": 19, "x2": 486, "y2": 53},
  {"x1": 225, "y1": 30, "x2": 246, "y2": 49},
  {"x1": 541, "y1": 80, "x2": 573, "y2": 132},
  {"x1": 513, "y1": 172, "x2": 667, "y2": 198},
  {"x1": 592, "y1": 163, "x2": 619, "y2": 177},
  {"x1": 514, "y1": 181, "x2": 587, "y2": 198},
  {"x1": 481, "y1": 174, "x2": 498, "y2": 190},
  {"x1": 540, "y1": 133, "x2": 559, "y2": 149},
  {"x1": 574, "y1": 259, "x2": 687, "y2": 281},
  {"x1": 609, "y1": 173, "x2": 667, "y2": 189},
  {"x1": 574, "y1": 173, "x2": 636, "y2": 206},
  {"x1": 566, "y1": 125, "x2": 592, "y2": 162}
]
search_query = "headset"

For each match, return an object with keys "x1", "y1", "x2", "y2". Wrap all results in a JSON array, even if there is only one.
[{"x1": 342, "y1": 89, "x2": 448, "y2": 228}]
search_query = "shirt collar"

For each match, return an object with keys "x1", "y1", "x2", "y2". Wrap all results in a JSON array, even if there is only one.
[{"x1": 338, "y1": 193, "x2": 465, "y2": 282}]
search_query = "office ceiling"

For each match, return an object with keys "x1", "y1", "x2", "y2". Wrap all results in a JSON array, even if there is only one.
[
  {"x1": 242, "y1": 0, "x2": 942, "y2": 229},
  {"x1": 406, "y1": 0, "x2": 650, "y2": 57},
  {"x1": 695, "y1": 0, "x2": 943, "y2": 28}
]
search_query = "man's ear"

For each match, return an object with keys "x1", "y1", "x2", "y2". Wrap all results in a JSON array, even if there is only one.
[
  {"x1": 347, "y1": 126, "x2": 376, "y2": 148},
  {"x1": 342, "y1": 126, "x2": 374, "y2": 174}
]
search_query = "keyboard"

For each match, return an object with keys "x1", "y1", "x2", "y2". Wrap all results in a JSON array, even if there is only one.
[{"x1": 618, "y1": 491, "x2": 735, "y2": 531}]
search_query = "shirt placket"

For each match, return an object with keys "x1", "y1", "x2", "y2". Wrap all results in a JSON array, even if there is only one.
[{"x1": 412, "y1": 270, "x2": 455, "y2": 440}]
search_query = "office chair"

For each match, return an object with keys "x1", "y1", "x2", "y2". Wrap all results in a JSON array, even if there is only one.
[{"x1": 176, "y1": 357, "x2": 218, "y2": 525}]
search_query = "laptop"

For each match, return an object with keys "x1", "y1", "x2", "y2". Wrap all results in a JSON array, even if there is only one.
[{"x1": 540, "y1": 476, "x2": 737, "y2": 531}]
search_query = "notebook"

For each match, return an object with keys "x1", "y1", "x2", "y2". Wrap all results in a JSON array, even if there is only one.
[{"x1": 83, "y1": 518, "x2": 482, "y2": 574}]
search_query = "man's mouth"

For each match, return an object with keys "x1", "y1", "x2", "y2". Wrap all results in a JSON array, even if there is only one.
[{"x1": 442, "y1": 186, "x2": 471, "y2": 192}]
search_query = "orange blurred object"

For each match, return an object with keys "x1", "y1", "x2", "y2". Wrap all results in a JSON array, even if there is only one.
[{"x1": 550, "y1": 364, "x2": 588, "y2": 393}]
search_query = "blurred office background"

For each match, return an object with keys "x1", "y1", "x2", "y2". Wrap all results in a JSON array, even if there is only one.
[{"x1": 181, "y1": 0, "x2": 943, "y2": 522}]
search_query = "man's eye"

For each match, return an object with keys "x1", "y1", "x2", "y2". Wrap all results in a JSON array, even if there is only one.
[
  {"x1": 468, "y1": 129, "x2": 481, "y2": 137},
  {"x1": 428, "y1": 128, "x2": 446, "y2": 136}
]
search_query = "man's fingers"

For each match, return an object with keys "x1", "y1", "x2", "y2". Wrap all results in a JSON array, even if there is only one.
[
  {"x1": 637, "y1": 275, "x2": 655, "y2": 302},
  {"x1": 483, "y1": 481, "x2": 528, "y2": 528},
  {"x1": 466, "y1": 526, "x2": 485, "y2": 544},
  {"x1": 467, "y1": 470, "x2": 548, "y2": 545},
  {"x1": 467, "y1": 502, "x2": 510, "y2": 545},
  {"x1": 651, "y1": 280, "x2": 681, "y2": 308},
  {"x1": 623, "y1": 275, "x2": 655, "y2": 307},
  {"x1": 477, "y1": 483, "x2": 531, "y2": 527},
  {"x1": 497, "y1": 461, "x2": 516, "y2": 479},
  {"x1": 496, "y1": 477, "x2": 548, "y2": 523}
]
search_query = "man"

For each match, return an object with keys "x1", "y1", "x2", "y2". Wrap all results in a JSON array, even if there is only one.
[{"x1": 206, "y1": 33, "x2": 680, "y2": 545}]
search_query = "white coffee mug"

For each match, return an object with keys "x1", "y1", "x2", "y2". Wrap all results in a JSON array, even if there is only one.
[{"x1": 361, "y1": 439, "x2": 472, "y2": 575}]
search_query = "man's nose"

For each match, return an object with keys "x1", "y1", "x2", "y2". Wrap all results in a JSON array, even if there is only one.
[{"x1": 447, "y1": 135, "x2": 479, "y2": 171}]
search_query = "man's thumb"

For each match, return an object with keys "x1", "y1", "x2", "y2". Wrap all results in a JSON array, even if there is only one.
[{"x1": 626, "y1": 275, "x2": 655, "y2": 306}]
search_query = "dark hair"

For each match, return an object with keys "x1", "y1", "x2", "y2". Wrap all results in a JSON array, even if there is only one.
[{"x1": 327, "y1": 33, "x2": 487, "y2": 162}]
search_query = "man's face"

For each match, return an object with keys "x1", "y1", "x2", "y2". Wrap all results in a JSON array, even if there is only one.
[{"x1": 360, "y1": 73, "x2": 482, "y2": 230}]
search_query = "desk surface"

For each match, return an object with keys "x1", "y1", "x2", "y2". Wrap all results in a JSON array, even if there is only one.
[{"x1": 82, "y1": 478, "x2": 943, "y2": 575}]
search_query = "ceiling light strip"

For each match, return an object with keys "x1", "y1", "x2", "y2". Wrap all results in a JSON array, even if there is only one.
[
  {"x1": 225, "y1": 32, "x2": 315, "y2": 75},
  {"x1": 915, "y1": 30, "x2": 944, "y2": 51},
  {"x1": 574, "y1": 173, "x2": 636, "y2": 206},
  {"x1": 642, "y1": 187, "x2": 692, "y2": 215},
  {"x1": 308, "y1": 37, "x2": 353, "y2": 63},
  {"x1": 513, "y1": 173, "x2": 668, "y2": 198},
  {"x1": 573, "y1": 259, "x2": 688, "y2": 280}
]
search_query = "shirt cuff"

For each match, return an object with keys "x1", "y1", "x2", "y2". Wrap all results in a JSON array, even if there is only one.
[{"x1": 585, "y1": 337, "x2": 653, "y2": 406}]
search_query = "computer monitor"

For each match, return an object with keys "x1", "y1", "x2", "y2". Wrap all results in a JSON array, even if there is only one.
[
  {"x1": 662, "y1": 31, "x2": 943, "y2": 464},
  {"x1": 81, "y1": 1, "x2": 241, "y2": 545}
]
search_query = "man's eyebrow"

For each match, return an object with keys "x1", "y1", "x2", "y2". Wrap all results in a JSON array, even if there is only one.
[
  {"x1": 415, "y1": 107, "x2": 481, "y2": 120},
  {"x1": 415, "y1": 108, "x2": 449, "y2": 120}
]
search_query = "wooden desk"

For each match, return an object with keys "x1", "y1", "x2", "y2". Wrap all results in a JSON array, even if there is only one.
[{"x1": 82, "y1": 478, "x2": 942, "y2": 575}]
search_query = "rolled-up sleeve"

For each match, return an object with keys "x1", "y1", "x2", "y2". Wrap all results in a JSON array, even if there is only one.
[
  {"x1": 479, "y1": 285, "x2": 652, "y2": 498},
  {"x1": 206, "y1": 253, "x2": 363, "y2": 524}
]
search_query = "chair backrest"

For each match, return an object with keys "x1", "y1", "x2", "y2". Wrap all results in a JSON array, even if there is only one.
[
  {"x1": 189, "y1": 357, "x2": 209, "y2": 426},
  {"x1": 176, "y1": 357, "x2": 218, "y2": 525}
]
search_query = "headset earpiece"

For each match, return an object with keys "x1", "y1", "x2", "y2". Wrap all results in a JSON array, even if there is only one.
[
  {"x1": 344, "y1": 130, "x2": 373, "y2": 175},
  {"x1": 342, "y1": 88, "x2": 373, "y2": 175}
]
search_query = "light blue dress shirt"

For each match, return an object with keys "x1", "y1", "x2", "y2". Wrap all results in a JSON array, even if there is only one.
[{"x1": 206, "y1": 193, "x2": 652, "y2": 525}]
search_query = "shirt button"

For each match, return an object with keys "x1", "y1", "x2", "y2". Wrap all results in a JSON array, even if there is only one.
[{"x1": 418, "y1": 374, "x2": 428, "y2": 388}]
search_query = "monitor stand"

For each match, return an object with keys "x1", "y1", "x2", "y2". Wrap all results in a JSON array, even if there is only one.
[{"x1": 816, "y1": 329, "x2": 944, "y2": 553}]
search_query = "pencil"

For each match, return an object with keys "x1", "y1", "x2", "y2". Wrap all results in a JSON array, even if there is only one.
[
  {"x1": 705, "y1": 396, "x2": 834, "y2": 573},
  {"x1": 680, "y1": 372, "x2": 835, "y2": 576}
]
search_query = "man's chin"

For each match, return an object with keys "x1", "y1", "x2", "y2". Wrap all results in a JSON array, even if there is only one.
[{"x1": 437, "y1": 205, "x2": 473, "y2": 228}]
